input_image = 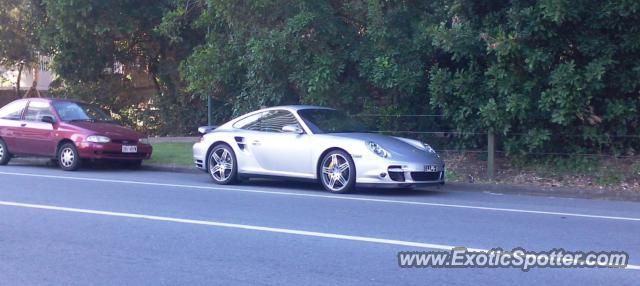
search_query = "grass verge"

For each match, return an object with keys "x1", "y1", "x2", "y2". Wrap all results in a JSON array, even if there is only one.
[{"x1": 147, "y1": 142, "x2": 194, "y2": 167}]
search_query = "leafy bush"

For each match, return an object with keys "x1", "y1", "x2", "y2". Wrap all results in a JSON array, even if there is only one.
[{"x1": 14, "y1": 0, "x2": 637, "y2": 154}]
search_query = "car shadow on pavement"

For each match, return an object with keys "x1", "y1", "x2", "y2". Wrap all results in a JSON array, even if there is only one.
[
  {"x1": 8, "y1": 159, "x2": 447, "y2": 197},
  {"x1": 8, "y1": 158, "x2": 63, "y2": 170},
  {"x1": 9, "y1": 158, "x2": 143, "y2": 172},
  {"x1": 240, "y1": 178, "x2": 445, "y2": 197}
]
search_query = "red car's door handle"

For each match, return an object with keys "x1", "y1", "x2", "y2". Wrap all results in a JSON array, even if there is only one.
[{"x1": 20, "y1": 123, "x2": 26, "y2": 127}]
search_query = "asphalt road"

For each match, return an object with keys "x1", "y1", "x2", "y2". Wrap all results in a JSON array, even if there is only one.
[{"x1": 0, "y1": 161, "x2": 639, "y2": 285}]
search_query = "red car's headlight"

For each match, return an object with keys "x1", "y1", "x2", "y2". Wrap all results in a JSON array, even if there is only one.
[{"x1": 86, "y1": 135, "x2": 111, "y2": 143}]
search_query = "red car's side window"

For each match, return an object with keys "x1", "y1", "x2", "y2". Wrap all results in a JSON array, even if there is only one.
[
  {"x1": 0, "y1": 101, "x2": 27, "y2": 120},
  {"x1": 24, "y1": 101, "x2": 55, "y2": 122}
]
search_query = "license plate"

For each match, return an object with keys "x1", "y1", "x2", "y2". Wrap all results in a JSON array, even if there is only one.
[
  {"x1": 122, "y1": 145, "x2": 137, "y2": 153},
  {"x1": 425, "y1": 165, "x2": 437, "y2": 172}
]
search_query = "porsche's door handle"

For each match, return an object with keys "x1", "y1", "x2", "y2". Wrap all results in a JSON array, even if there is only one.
[
  {"x1": 20, "y1": 123, "x2": 27, "y2": 127},
  {"x1": 251, "y1": 140, "x2": 261, "y2": 146}
]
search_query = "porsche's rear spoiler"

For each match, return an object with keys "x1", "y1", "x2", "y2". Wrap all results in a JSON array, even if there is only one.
[{"x1": 198, "y1": 125, "x2": 219, "y2": 134}]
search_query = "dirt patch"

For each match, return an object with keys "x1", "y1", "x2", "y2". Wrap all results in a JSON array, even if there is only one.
[{"x1": 442, "y1": 152, "x2": 640, "y2": 192}]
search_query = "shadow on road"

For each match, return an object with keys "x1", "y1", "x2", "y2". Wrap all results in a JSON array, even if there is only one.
[
  {"x1": 8, "y1": 158, "x2": 447, "y2": 198},
  {"x1": 240, "y1": 178, "x2": 445, "y2": 197},
  {"x1": 9, "y1": 158, "x2": 144, "y2": 173}
]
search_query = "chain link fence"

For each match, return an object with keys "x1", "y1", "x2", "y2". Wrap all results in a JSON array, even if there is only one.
[{"x1": 355, "y1": 114, "x2": 640, "y2": 187}]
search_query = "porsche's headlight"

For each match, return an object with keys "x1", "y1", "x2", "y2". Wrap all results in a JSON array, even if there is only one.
[
  {"x1": 86, "y1": 135, "x2": 111, "y2": 143},
  {"x1": 139, "y1": 137, "x2": 150, "y2": 145},
  {"x1": 367, "y1": 141, "x2": 391, "y2": 158},
  {"x1": 423, "y1": 143, "x2": 436, "y2": 153}
]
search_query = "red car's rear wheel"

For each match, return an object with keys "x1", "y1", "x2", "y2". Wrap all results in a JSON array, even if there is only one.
[{"x1": 0, "y1": 138, "x2": 11, "y2": 165}]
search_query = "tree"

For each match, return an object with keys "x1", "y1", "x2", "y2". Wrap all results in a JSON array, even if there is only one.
[
  {"x1": 161, "y1": 0, "x2": 447, "y2": 117},
  {"x1": 41, "y1": 0, "x2": 206, "y2": 134},
  {"x1": 0, "y1": 0, "x2": 43, "y2": 97},
  {"x1": 429, "y1": 0, "x2": 640, "y2": 154},
  {"x1": 35, "y1": 0, "x2": 640, "y2": 154}
]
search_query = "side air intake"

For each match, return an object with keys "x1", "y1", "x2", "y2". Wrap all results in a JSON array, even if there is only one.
[{"x1": 234, "y1": 137, "x2": 246, "y2": 150}]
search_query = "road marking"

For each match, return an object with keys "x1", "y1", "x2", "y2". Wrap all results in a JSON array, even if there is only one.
[
  {"x1": 0, "y1": 200, "x2": 484, "y2": 252},
  {"x1": 1, "y1": 171, "x2": 639, "y2": 222},
  {"x1": 0, "y1": 200, "x2": 638, "y2": 271}
]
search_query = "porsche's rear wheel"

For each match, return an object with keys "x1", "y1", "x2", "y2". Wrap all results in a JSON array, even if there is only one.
[
  {"x1": 0, "y1": 138, "x2": 11, "y2": 165},
  {"x1": 208, "y1": 144, "x2": 237, "y2": 185},
  {"x1": 319, "y1": 150, "x2": 355, "y2": 193}
]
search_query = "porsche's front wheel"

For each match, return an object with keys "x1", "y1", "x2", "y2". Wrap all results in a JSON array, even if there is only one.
[
  {"x1": 208, "y1": 144, "x2": 238, "y2": 185},
  {"x1": 319, "y1": 150, "x2": 356, "y2": 193}
]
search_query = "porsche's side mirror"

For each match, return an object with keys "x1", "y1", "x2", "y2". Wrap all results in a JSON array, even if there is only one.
[
  {"x1": 198, "y1": 125, "x2": 218, "y2": 134},
  {"x1": 282, "y1": 124, "x2": 303, "y2": 134}
]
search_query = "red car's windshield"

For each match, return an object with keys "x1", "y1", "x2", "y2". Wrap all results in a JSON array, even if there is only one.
[{"x1": 53, "y1": 101, "x2": 114, "y2": 123}]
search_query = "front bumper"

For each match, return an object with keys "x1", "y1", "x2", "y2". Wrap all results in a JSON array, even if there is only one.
[
  {"x1": 193, "y1": 141, "x2": 208, "y2": 171},
  {"x1": 77, "y1": 142, "x2": 152, "y2": 161},
  {"x1": 354, "y1": 156, "x2": 445, "y2": 189}
]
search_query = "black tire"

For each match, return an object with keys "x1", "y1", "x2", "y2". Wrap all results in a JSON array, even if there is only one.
[
  {"x1": 207, "y1": 144, "x2": 238, "y2": 185},
  {"x1": 0, "y1": 138, "x2": 11, "y2": 165},
  {"x1": 57, "y1": 142, "x2": 81, "y2": 171},
  {"x1": 318, "y1": 150, "x2": 356, "y2": 194}
]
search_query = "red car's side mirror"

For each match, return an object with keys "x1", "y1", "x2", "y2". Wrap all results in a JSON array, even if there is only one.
[{"x1": 41, "y1": 116, "x2": 56, "y2": 124}]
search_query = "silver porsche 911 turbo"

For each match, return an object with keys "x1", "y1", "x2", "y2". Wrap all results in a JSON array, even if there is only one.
[{"x1": 192, "y1": 105, "x2": 445, "y2": 193}]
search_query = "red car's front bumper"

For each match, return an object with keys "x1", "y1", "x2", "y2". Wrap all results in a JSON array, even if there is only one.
[{"x1": 76, "y1": 142, "x2": 153, "y2": 161}]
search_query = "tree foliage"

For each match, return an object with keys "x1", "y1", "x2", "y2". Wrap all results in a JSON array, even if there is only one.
[
  {"x1": 158, "y1": 0, "x2": 449, "y2": 130},
  {"x1": 429, "y1": 0, "x2": 640, "y2": 154},
  {"x1": 13, "y1": 0, "x2": 640, "y2": 152},
  {"x1": 40, "y1": 0, "x2": 206, "y2": 135},
  {"x1": 0, "y1": 0, "x2": 44, "y2": 95}
]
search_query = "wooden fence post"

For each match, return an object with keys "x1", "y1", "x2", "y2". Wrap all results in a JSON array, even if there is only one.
[
  {"x1": 207, "y1": 95, "x2": 213, "y2": 126},
  {"x1": 487, "y1": 130, "x2": 495, "y2": 180}
]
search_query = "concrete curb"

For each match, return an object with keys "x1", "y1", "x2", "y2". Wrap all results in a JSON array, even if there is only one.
[
  {"x1": 149, "y1": 137, "x2": 199, "y2": 144},
  {"x1": 141, "y1": 164, "x2": 199, "y2": 174},
  {"x1": 10, "y1": 158, "x2": 640, "y2": 202},
  {"x1": 10, "y1": 158, "x2": 201, "y2": 174},
  {"x1": 438, "y1": 182, "x2": 640, "y2": 202}
]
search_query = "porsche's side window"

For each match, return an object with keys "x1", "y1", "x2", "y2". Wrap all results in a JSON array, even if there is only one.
[
  {"x1": 260, "y1": 110, "x2": 300, "y2": 133},
  {"x1": 233, "y1": 112, "x2": 264, "y2": 131},
  {"x1": 0, "y1": 100, "x2": 27, "y2": 120}
]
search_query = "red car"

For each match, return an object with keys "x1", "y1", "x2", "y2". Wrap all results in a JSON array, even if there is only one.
[{"x1": 0, "y1": 98, "x2": 152, "y2": 170}]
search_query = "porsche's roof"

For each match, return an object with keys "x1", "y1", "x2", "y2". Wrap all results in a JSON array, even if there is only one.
[{"x1": 257, "y1": 105, "x2": 334, "y2": 112}]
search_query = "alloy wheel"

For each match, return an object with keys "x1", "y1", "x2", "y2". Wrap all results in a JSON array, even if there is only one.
[
  {"x1": 321, "y1": 153, "x2": 351, "y2": 192},
  {"x1": 209, "y1": 147, "x2": 234, "y2": 182}
]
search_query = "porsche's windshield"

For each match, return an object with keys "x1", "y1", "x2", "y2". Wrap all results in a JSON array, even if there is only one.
[
  {"x1": 297, "y1": 109, "x2": 367, "y2": 134},
  {"x1": 53, "y1": 101, "x2": 115, "y2": 123}
]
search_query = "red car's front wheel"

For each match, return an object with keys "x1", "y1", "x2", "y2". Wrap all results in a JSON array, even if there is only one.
[{"x1": 58, "y1": 143, "x2": 81, "y2": 171}]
